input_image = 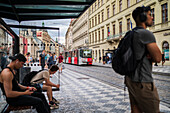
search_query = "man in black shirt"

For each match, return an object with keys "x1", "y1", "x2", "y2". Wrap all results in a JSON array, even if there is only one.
[
  {"x1": 0, "y1": 53, "x2": 50, "y2": 113},
  {"x1": 39, "y1": 50, "x2": 46, "y2": 70}
]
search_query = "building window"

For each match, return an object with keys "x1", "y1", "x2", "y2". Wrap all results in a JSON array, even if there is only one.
[
  {"x1": 107, "y1": 8, "x2": 110, "y2": 19},
  {"x1": 95, "y1": 31, "x2": 97, "y2": 42},
  {"x1": 101, "y1": 0, "x2": 103, "y2": 5},
  {"x1": 150, "y1": 8, "x2": 155, "y2": 25},
  {"x1": 127, "y1": 0, "x2": 130, "y2": 8},
  {"x1": 136, "y1": 0, "x2": 141, "y2": 3},
  {"x1": 89, "y1": 34, "x2": 91, "y2": 44},
  {"x1": 98, "y1": 14, "x2": 100, "y2": 24},
  {"x1": 92, "y1": 5, "x2": 93, "y2": 12},
  {"x1": 113, "y1": 4, "x2": 115, "y2": 16},
  {"x1": 102, "y1": 29, "x2": 104, "y2": 41},
  {"x1": 98, "y1": 30, "x2": 100, "y2": 42},
  {"x1": 162, "y1": 3, "x2": 168, "y2": 23},
  {"x1": 119, "y1": 0, "x2": 122, "y2": 12},
  {"x1": 95, "y1": 2, "x2": 97, "y2": 10},
  {"x1": 119, "y1": 21, "x2": 122, "y2": 36},
  {"x1": 89, "y1": 20, "x2": 91, "y2": 28},
  {"x1": 127, "y1": 18, "x2": 130, "y2": 31},
  {"x1": 95, "y1": 16, "x2": 97, "y2": 25},
  {"x1": 113, "y1": 24, "x2": 115, "y2": 35},
  {"x1": 98, "y1": 0, "x2": 100, "y2": 7},
  {"x1": 92, "y1": 32, "x2": 94, "y2": 43},
  {"x1": 107, "y1": 26, "x2": 110, "y2": 36},
  {"x1": 162, "y1": 41, "x2": 169, "y2": 60},
  {"x1": 102, "y1": 12, "x2": 104, "y2": 22},
  {"x1": 92, "y1": 18, "x2": 94, "y2": 27}
]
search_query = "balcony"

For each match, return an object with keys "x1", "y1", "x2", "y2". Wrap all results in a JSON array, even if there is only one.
[{"x1": 107, "y1": 32, "x2": 126, "y2": 42}]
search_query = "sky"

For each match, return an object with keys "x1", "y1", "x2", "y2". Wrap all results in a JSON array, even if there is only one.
[{"x1": 3, "y1": 18, "x2": 71, "y2": 44}]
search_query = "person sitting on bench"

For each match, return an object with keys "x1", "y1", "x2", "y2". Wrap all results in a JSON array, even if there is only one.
[
  {"x1": 30, "y1": 64, "x2": 60, "y2": 109},
  {"x1": 0, "y1": 53, "x2": 50, "y2": 113}
]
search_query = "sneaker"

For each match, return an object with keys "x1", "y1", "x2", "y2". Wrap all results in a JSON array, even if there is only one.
[
  {"x1": 52, "y1": 97, "x2": 60, "y2": 104},
  {"x1": 49, "y1": 101, "x2": 59, "y2": 109}
]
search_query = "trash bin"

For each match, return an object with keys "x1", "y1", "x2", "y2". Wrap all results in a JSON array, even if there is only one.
[{"x1": 19, "y1": 67, "x2": 31, "y2": 83}]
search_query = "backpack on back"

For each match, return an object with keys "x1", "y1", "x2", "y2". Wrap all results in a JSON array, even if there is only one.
[
  {"x1": 112, "y1": 30, "x2": 137, "y2": 75},
  {"x1": 22, "y1": 70, "x2": 44, "y2": 86}
]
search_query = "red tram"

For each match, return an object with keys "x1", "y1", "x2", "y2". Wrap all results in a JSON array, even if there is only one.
[{"x1": 63, "y1": 49, "x2": 92, "y2": 65}]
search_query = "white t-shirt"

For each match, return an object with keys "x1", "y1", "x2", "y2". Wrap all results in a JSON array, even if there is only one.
[{"x1": 30, "y1": 70, "x2": 50, "y2": 84}]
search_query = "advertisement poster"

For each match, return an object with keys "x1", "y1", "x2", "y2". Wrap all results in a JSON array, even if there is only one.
[{"x1": 164, "y1": 49, "x2": 169, "y2": 60}]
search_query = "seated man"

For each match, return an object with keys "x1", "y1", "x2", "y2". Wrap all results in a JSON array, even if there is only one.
[
  {"x1": 0, "y1": 53, "x2": 50, "y2": 113},
  {"x1": 30, "y1": 65, "x2": 60, "y2": 109}
]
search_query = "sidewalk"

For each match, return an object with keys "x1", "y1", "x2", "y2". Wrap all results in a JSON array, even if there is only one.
[{"x1": 92, "y1": 62, "x2": 170, "y2": 75}]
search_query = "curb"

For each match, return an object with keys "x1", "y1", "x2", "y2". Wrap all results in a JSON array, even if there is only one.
[
  {"x1": 92, "y1": 64, "x2": 111, "y2": 68},
  {"x1": 93, "y1": 65, "x2": 170, "y2": 76},
  {"x1": 152, "y1": 71, "x2": 170, "y2": 76}
]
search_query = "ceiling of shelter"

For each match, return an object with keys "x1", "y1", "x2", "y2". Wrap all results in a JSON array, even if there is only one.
[{"x1": 0, "y1": 0, "x2": 95, "y2": 22}]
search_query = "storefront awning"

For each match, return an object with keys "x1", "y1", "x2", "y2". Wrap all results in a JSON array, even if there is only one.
[{"x1": 0, "y1": 0, "x2": 95, "y2": 22}]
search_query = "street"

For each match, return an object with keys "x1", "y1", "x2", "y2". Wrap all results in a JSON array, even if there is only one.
[
  {"x1": 48, "y1": 64, "x2": 170, "y2": 113},
  {"x1": 64, "y1": 64, "x2": 170, "y2": 107}
]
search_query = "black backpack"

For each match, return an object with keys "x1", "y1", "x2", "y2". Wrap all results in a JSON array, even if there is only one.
[
  {"x1": 112, "y1": 30, "x2": 138, "y2": 75},
  {"x1": 22, "y1": 70, "x2": 44, "y2": 86}
]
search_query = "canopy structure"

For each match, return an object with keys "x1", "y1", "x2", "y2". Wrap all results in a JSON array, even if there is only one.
[{"x1": 0, "y1": 0, "x2": 95, "y2": 22}]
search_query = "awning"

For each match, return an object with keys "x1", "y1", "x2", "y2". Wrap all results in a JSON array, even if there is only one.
[{"x1": 0, "y1": 0, "x2": 95, "y2": 22}]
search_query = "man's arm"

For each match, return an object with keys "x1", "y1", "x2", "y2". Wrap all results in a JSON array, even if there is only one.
[
  {"x1": 2, "y1": 70, "x2": 33, "y2": 98},
  {"x1": 18, "y1": 84, "x2": 37, "y2": 91},
  {"x1": 44, "y1": 78, "x2": 60, "y2": 88},
  {"x1": 146, "y1": 42, "x2": 162, "y2": 63}
]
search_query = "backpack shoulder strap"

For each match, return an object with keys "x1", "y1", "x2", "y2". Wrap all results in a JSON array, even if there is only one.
[{"x1": 5, "y1": 67, "x2": 15, "y2": 76}]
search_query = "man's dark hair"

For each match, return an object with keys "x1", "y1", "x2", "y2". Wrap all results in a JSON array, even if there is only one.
[
  {"x1": 9, "y1": 53, "x2": 26, "y2": 62},
  {"x1": 132, "y1": 6, "x2": 151, "y2": 21},
  {"x1": 50, "y1": 65, "x2": 59, "y2": 72}
]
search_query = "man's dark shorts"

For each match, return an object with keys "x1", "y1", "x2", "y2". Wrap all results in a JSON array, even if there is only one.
[{"x1": 125, "y1": 76, "x2": 160, "y2": 113}]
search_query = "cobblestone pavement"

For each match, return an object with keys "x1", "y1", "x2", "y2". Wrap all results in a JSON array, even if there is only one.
[
  {"x1": 1, "y1": 64, "x2": 170, "y2": 113},
  {"x1": 64, "y1": 64, "x2": 170, "y2": 108},
  {"x1": 49, "y1": 68, "x2": 170, "y2": 113}
]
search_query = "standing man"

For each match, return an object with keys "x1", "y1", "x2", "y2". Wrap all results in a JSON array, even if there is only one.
[
  {"x1": 58, "y1": 53, "x2": 63, "y2": 73},
  {"x1": 0, "y1": 53, "x2": 50, "y2": 113},
  {"x1": 125, "y1": 6, "x2": 162, "y2": 113},
  {"x1": 39, "y1": 50, "x2": 46, "y2": 70}
]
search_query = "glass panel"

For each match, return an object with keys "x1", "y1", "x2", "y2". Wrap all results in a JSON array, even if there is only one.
[
  {"x1": 0, "y1": 24, "x2": 14, "y2": 70},
  {"x1": 81, "y1": 49, "x2": 92, "y2": 58}
]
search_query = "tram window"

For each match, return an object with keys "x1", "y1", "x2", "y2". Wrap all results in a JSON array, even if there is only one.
[{"x1": 80, "y1": 49, "x2": 92, "y2": 58}]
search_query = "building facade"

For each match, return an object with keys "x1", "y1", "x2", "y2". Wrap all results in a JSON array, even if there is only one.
[
  {"x1": 65, "y1": 20, "x2": 73, "y2": 51},
  {"x1": 88, "y1": 0, "x2": 170, "y2": 65},
  {"x1": 72, "y1": 9, "x2": 89, "y2": 50}
]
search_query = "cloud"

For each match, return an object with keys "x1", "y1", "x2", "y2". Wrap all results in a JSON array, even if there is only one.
[{"x1": 3, "y1": 18, "x2": 70, "y2": 44}]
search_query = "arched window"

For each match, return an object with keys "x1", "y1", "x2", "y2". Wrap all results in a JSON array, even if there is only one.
[{"x1": 162, "y1": 41, "x2": 169, "y2": 60}]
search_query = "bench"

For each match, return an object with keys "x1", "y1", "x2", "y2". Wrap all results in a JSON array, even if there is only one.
[
  {"x1": 0, "y1": 85, "x2": 33, "y2": 113},
  {"x1": 2, "y1": 104, "x2": 32, "y2": 113}
]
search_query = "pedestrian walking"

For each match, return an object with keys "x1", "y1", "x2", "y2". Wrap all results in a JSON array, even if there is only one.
[
  {"x1": 39, "y1": 50, "x2": 46, "y2": 70},
  {"x1": 99, "y1": 56, "x2": 101, "y2": 63},
  {"x1": 125, "y1": 6, "x2": 162, "y2": 113},
  {"x1": 47, "y1": 52, "x2": 53, "y2": 69},
  {"x1": 162, "y1": 51, "x2": 166, "y2": 66},
  {"x1": 58, "y1": 53, "x2": 63, "y2": 73},
  {"x1": 0, "y1": 53, "x2": 50, "y2": 113}
]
